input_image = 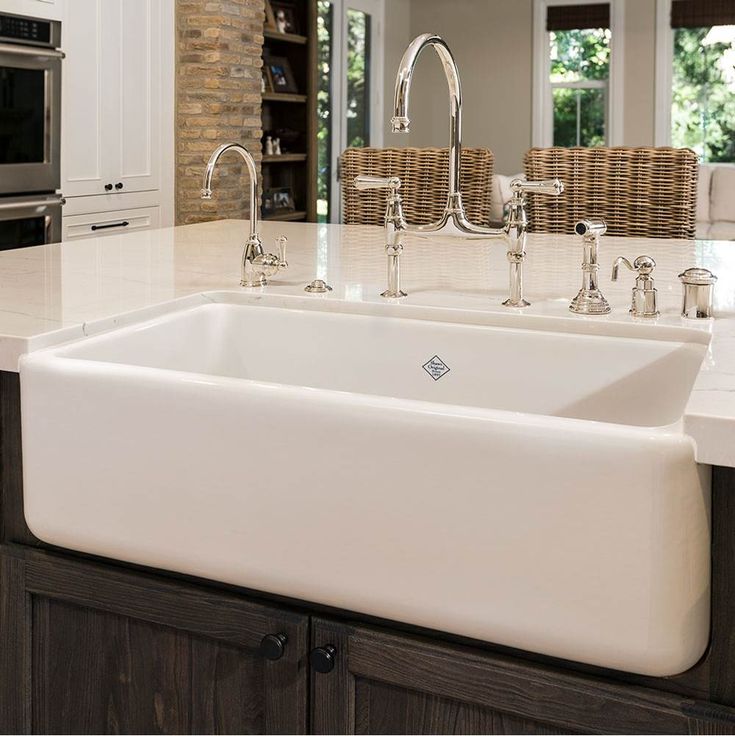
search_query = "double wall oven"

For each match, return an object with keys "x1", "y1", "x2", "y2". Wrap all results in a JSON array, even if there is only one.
[{"x1": 0, "y1": 11, "x2": 63, "y2": 249}]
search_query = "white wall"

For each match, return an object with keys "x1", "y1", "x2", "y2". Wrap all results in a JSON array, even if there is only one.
[
  {"x1": 401, "y1": 0, "x2": 534, "y2": 174},
  {"x1": 380, "y1": 0, "x2": 659, "y2": 174},
  {"x1": 382, "y1": 0, "x2": 412, "y2": 145}
]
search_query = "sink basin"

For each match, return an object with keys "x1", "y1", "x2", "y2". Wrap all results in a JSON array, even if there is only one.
[{"x1": 20, "y1": 297, "x2": 711, "y2": 676}]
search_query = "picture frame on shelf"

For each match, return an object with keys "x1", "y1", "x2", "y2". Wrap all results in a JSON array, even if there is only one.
[
  {"x1": 264, "y1": 0, "x2": 277, "y2": 30},
  {"x1": 264, "y1": 187, "x2": 295, "y2": 214},
  {"x1": 271, "y1": 1, "x2": 299, "y2": 34},
  {"x1": 264, "y1": 55, "x2": 298, "y2": 94}
]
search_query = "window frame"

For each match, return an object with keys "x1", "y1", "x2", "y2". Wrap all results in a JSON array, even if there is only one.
[
  {"x1": 532, "y1": 0, "x2": 625, "y2": 148},
  {"x1": 654, "y1": 0, "x2": 674, "y2": 146},
  {"x1": 321, "y1": 0, "x2": 385, "y2": 223}
]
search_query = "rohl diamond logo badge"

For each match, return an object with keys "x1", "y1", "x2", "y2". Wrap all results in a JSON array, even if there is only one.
[{"x1": 423, "y1": 355, "x2": 450, "y2": 381}]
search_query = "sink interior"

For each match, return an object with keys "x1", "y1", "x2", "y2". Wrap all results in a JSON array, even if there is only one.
[{"x1": 52, "y1": 302, "x2": 707, "y2": 427}]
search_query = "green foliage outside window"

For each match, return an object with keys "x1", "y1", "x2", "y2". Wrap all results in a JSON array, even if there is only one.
[
  {"x1": 672, "y1": 27, "x2": 735, "y2": 163},
  {"x1": 316, "y1": 1, "x2": 332, "y2": 221},
  {"x1": 346, "y1": 9, "x2": 370, "y2": 150},
  {"x1": 550, "y1": 28, "x2": 609, "y2": 148}
]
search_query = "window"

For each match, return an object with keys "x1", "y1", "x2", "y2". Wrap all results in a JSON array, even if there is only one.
[
  {"x1": 656, "y1": 0, "x2": 735, "y2": 161},
  {"x1": 533, "y1": 0, "x2": 623, "y2": 148},
  {"x1": 550, "y1": 26, "x2": 610, "y2": 147},
  {"x1": 316, "y1": 0, "x2": 384, "y2": 223}
]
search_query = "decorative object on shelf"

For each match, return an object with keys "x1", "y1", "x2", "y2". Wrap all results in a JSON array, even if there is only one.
[
  {"x1": 265, "y1": 136, "x2": 275, "y2": 156},
  {"x1": 263, "y1": 191, "x2": 275, "y2": 214},
  {"x1": 272, "y1": 1, "x2": 299, "y2": 33},
  {"x1": 264, "y1": 55, "x2": 298, "y2": 94},
  {"x1": 273, "y1": 138, "x2": 282, "y2": 156},
  {"x1": 264, "y1": 0, "x2": 277, "y2": 30}
]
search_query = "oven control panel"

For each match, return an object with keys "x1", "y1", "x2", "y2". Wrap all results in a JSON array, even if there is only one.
[{"x1": 0, "y1": 13, "x2": 52, "y2": 46}]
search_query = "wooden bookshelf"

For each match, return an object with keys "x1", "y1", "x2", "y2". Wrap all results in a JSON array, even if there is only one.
[
  {"x1": 263, "y1": 210, "x2": 308, "y2": 222},
  {"x1": 263, "y1": 153, "x2": 307, "y2": 163},
  {"x1": 262, "y1": 92, "x2": 308, "y2": 104},
  {"x1": 261, "y1": 0, "x2": 317, "y2": 222},
  {"x1": 264, "y1": 29, "x2": 307, "y2": 45}
]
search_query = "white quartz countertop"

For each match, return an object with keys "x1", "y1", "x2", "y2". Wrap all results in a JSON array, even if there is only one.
[{"x1": 4, "y1": 219, "x2": 735, "y2": 467}]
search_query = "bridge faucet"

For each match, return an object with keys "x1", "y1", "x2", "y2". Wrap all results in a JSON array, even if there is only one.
[
  {"x1": 393, "y1": 33, "x2": 547, "y2": 239},
  {"x1": 354, "y1": 174, "x2": 562, "y2": 307},
  {"x1": 202, "y1": 143, "x2": 287, "y2": 287}
]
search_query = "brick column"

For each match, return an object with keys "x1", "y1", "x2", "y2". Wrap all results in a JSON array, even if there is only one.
[{"x1": 176, "y1": 0, "x2": 264, "y2": 225}]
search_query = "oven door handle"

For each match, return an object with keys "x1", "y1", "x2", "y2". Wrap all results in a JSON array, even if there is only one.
[
  {"x1": 0, "y1": 196, "x2": 64, "y2": 212},
  {"x1": 0, "y1": 43, "x2": 65, "y2": 59}
]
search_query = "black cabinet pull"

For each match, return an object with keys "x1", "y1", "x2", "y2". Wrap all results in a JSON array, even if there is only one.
[
  {"x1": 259, "y1": 633, "x2": 287, "y2": 661},
  {"x1": 115, "y1": 182, "x2": 124, "y2": 190},
  {"x1": 104, "y1": 183, "x2": 113, "y2": 191},
  {"x1": 91, "y1": 221, "x2": 129, "y2": 231},
  {"x1": 309, "y1": 645, "x2": 336, "y2": 673}
]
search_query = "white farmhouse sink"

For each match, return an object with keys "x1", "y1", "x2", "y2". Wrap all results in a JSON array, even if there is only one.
[{"x1": 20, "y1": 298, "x2": 711, "y2": 676}]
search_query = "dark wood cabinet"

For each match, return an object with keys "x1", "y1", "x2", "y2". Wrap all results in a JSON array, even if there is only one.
[
  {"x1": 4, "y1": 547, "x2": 735, "y2": 735},
  {"x1": 309, "y1": 618, "x2": 735, "y2": 735},
  {"x1": 0, "y1": 547, "x2": 308, "y2": 734}
]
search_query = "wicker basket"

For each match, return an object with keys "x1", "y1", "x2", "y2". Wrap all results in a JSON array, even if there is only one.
[
  {"x1": 340, "y1": 147, "x2": 494, "y2": 227},
  {"x1": 523, "y1": 147, "x2": 699, "y2": 239}
]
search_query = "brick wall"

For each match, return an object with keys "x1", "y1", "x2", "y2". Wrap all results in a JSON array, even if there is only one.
[{"x1": 176, "y1": 0, "x2": 264, "y2": 225}]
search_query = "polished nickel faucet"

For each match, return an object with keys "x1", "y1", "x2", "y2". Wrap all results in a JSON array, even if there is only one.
[
  {"x1": 390, "y1": 34, "x2": 563, "y2": 306},
  {"x1": 354, "y1": 175, "x2": 407, "y2": 298},
  {"x1": 392, "y1": 33, "x2": 563, "y2": 241},
  {"x1": 202, "y1": 142, "x2": 287, "y2": 287}
]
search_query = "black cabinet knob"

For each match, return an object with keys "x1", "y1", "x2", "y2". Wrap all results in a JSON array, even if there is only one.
[
  {"x1": 259, "y1": 633, "x2": 287, "y2": 661},
  {"x1": 104, "y1": 183, "x2": 113, "y2": 191},
  {"x1": 310, "y1": 645, "x2": 336, "y2": 673},
  {"x1": 115, "y1": 182, "x2": 124, "y2": 190}
]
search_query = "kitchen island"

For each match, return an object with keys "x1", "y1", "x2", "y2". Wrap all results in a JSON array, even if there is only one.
[{"x1": 1, "y1": 220, "x2": 735, "y2": 734}]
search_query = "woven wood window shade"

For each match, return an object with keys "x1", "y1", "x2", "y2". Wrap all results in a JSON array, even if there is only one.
[
  {"x1": 546, "y1": 4, "x2": 610, "y2": 31},
  {"x1": 671, "y1": 0, "x2": 735, "y2": 28}
]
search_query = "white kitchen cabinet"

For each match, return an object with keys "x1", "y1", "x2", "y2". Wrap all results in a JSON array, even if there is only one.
[
  {"x1": 61, "y1": 206, "x2": 160, "y2": 241},
  {"x1": 61, "y1": 0, "x2": 174, "y2": 225},
  {"x1": 2, "y1": 0, "x2": 63, "y2": 21}
]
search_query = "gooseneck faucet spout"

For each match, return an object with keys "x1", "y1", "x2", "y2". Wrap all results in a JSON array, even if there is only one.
[
  {"x1": 202, "y1": 143, "x2": 288, "y2": 287},
  {"x1": 202, "y1": 143, "x2": 260, "y2": 248},
  {"x1": 391, "y1": 34, "x2": 505, "y2": 238},
  {"x1": 392, "y1": 33, "x2": 463, "y2": 213}
]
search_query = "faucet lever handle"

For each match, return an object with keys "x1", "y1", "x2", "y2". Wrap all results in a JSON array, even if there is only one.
[
  {"x1": 512, "y1": 178, "x2": 564, "y2": 197},
  {"x1": 276, "y1": 236, "x2": 288, "y2": 269},
  {"x1": 354, "y1": 175, "x2": 402, "y2": 192}
]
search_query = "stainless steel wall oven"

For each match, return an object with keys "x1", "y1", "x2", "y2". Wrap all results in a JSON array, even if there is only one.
[{"x1": 0, "y1": 12, "x2": 63, "y2": 246}]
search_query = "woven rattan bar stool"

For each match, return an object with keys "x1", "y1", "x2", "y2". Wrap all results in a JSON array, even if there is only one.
[
  {"x1": 523, "y1": 147, "x2": 699, "y2": 239},
  {"x1": 340, "y1": 147, "x2": 494, "y2": 227}
]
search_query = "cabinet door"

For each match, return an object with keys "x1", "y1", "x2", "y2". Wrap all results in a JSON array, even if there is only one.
[
  {"x1": 112, "y1": 0, "x2": 161, "y2": 195},
  {"x1": 62, "y1": 0, "x2": 162, "y2": 198},
  {"x1": 0, "y1": 548, "x2": 308, "y2": 734},
  {"x1": 310, "y1": 618, "x2": 730, "y2": 735},
  {"x1": 61, "y1": 0, "x2": 114, "y2": 197}
]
